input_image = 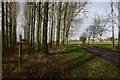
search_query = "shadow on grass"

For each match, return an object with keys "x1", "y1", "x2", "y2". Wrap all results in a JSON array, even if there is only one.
[{"x1": 68, "y1": 54, "x2": 97, "y2": 71}]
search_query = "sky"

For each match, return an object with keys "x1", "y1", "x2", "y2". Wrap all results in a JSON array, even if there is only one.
[{"x1": 70, "y1": 1, "x2": 119, "y2": 40}]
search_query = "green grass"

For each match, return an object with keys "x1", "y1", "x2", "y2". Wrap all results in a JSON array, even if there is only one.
[
  {"x1": 70, "y1": 57, "x2": 119, "y2": 78},
  {"x1": 89, "y1": 42, "x2": 118, "y2": 50},
  {"x1": 88, "y1": 41, "x2": 120, "y2": 53},
  {"x1": 67, "y1": 44, "x2": 92, "y2": 60}
]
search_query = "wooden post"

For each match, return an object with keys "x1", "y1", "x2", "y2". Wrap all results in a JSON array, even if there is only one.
[{"x1": 19, "y1": 35, "x2": 22, "y2": 68}]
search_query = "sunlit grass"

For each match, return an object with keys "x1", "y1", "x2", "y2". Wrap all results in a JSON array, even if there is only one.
[
  {"x1": 66, "y1": 44, "x2": 120, "y2": 78},
  {"x1": 70, "y1": 57, "x2": 120, "y2": 78}
]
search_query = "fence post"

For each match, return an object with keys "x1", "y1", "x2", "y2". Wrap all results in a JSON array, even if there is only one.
[{"x1": 19, "y1": 35, "x2": 22, "y2": 68}]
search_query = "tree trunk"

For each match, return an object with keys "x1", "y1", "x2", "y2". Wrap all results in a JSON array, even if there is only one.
[
  {"x1": 118, "y1": 1, "x2": 120, "y2": 49},
  {"x1": 6, "y1": 2, "x2": 8, "y2": 48},
  {"x1": 62, "y1": 3, "x2": 68, "y2": 45},
  {"x1": 13, "y1": 16, "x2": 17, "y2": 46},
  {"x1": 118, "y1": 28, "x2": 120, "y2": 49},
  {"x1": 99, "y1": 34, "x2": 102, "y2": 43},
  {"x1": 32, "y1": 3, "x2": 36, "y2": 46},
  {"x1": 9, "y1": 3, "x2": 13, "y2": 48},
  {"x1": 30, "y1": 6, "x2": 33, "y2": 47},
  {"x1": 93, "y1": 36, "x2": 94, "y2": 43},
  {"x1": 12, "y1": 3, "x2": 17, "y2": 46},
  {"x1": 37, "y1": 2, "x2": 41, "y2": 51},
  {"x1": 88, "y1": 37, "x2": 90, "y2": 45},
  {"x1": 52, "y1": 11, "x2": 56, "y2": 46},
  {"x1": 66, "y1": 29, "x2": 69, "y2": 45},
  {"x1": 65, "y1": 22, "x2": 71, "y2": 45},
  {"x1": 42, "y1": 2, "x2": 48, "y2": 54},
  {"x1": 111, "y1": 1, "x2": 114, "y2": 48},
  {"x1": 27, "y1": 12, "x2": 30, "y2": 46},
  {"x1": 2, "y1": 2, "x2": 5, "y2": 50},
  {"x1": 50, "y1": 3, "x2": 54, "y2": 48},
  {"x1": 56, "y1": 2, "x2": 62, "y2": 47}
]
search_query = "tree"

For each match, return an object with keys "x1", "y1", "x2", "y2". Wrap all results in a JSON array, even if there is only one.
[
  {"x1": 29, "y1": 3, "x2": 36, "y2": 47},
  {"x1": 24, "y1": 2, "x2": 32, "y2": 47},
  {"x1": 85, "y1": 27, "x2": 92, "y2": 45},
  {"x1": 36, "y1": 2, "x2": 42, "y2": 51},
  {"x1": 79, "y1": 33, "x2": 87, "y2": 44},
  {"x1": 9, "y1": 3, "x2": 13, "y2": 47},
  {"x1": 2, "y1": 2, "x2": 5, "y2": 50},
  {"x1": 56, "y1": 2, "x2": 62, "y2": 47},
  {"x1": 111, "y1": 0, "x2": 115, "y2": 48},
  {"x1": 32, "y1": 2, "x2": 36, "y2": 46},
  {"x1": 12, "y1": 3, "x2": 17, "y2": 46},
  {"x1": 89, "y1": 25, "x2": 98, "y2": 43},
  {"x1": 118, "y1": 1, "x2": 120, "y2": 49},
  {"x1": 50, "y1": 2, "x2": 55, "y2": 48},
  {"x1": 62, "y1": 2, "x2": 68, "y2": 45},
  {"x1": 93, "y1": 14, "x2": 109, "y2": 43},
  {"x1": 5, "y1": 2, "x2": 9, "y2": 48},
  {"x1": 42, "y1": 2, "x2": 49, "y2": 53}
]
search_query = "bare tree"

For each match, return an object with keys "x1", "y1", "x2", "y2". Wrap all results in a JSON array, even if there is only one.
[
  {"x1": 56, "y1": 2, "x2": 62, "y2": 47},
  {"x1": 12, "y1": 3, "x2": 17, "y2": 46},
  {"x1": 36, "y1": 2, "x2": 42, "y2": 51},
  {"x1": 42, "y1": 2, "x2": 49, "y2": 53},
  {"x1": 89, "y1": 25, "x2": 98, "y2": 43},
  {"x1": 5, "y1": 2, "x2": 9, "y2": 48},
  {"x1": 85, "y1": 27, "x2": 92, "y2": 45},
  {"x1": 62, "y1": 2, "x2": 68, "y2": 45},
  {"x1": 118, "y1": 1, "x2": 120, "y2": 49},
  {"x1": 111, "y1": 0, "x2": 115, "y2": 48},
  {"x1": 2, "y1": 2, "x2": 5, "y2": 49},
  {"x1": 94, "y1": 14, "x2": 109, "y2": 43},
  {"x1": 50, "y1": 2, "x2": 55, "y2": 48},
  {"x1": 111, "y1": 1, "x2": 120, "y2": 49}
]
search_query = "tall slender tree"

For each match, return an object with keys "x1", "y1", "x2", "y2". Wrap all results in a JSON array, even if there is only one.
[
  {"x1": 5, "y1": 2, "x2": 9, "y2": 48},
  {"x1": 43, "y1": 2, "x2": 49, "y2": 53},
  {"x1": 111, "y1": 0, "x2": 115, "y2": 48},
  {"x1": 62, "y1": 2, "x2": 68, "y2": 45},
  {"x1": 12, "y1": 3, "x2": 17, "y2": 46},
  {"x1": 37, "y1": 2, "x2": 42, "y2": 51},
  {"x1": 118, "y1": 1, "x2": 120, "y2": 49},
  {"x1": 56, "y1": 2, "x2": 62, "y2": 47},
  {"x1": 30, "y1": 3, "x2": 34, "y2": 47},
  {"x1": 2, "y1": 2, "x2": 5, "y2": 50},
  {"x1": 50, "y1": 2, "x2": 54, "y2": 48},
  {"x1": 9, "y1": 3, "x2": 13, "y2": 47}
]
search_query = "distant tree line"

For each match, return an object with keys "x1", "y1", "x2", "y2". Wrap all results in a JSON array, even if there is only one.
[{"x1": 80, "y1": 1, "x2": 120, "y2": 49}]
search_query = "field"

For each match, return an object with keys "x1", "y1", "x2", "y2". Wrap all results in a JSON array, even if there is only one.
[
  {"x1": 87, "y1": 41, "x2": 120, "y2": 53},
  {"x1": 2, "y1": 43, "x2": 120, "y2": 79}
]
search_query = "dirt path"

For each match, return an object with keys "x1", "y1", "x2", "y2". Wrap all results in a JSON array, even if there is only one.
[{"x1": 80, "y1": 44, "x2": 120, "y2": 68}]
